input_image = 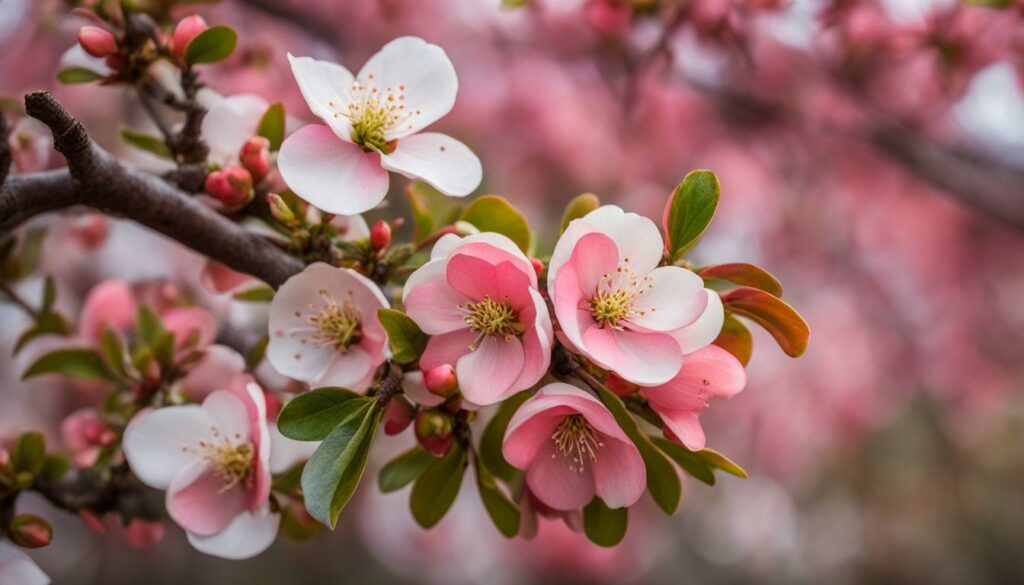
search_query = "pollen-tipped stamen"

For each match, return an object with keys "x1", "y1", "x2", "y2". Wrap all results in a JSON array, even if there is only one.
[
  {"x1": 550, "y1": 415, "x2": 604, "y2": 473},
  {"x1": 306, "y1": 289, "x2": 364, "y2": 352},
  {"x1": 462, "y1": 295, "x2": 524, "y2": 341},
  {"x1": 188, "y1": 427, "x2": 256, "y2": 492}
]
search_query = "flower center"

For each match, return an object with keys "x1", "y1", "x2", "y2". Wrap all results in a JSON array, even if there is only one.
[
  {"x1": 587, "y1": 261, "x2": 653, "y2": 329},
  {"x1": 187, "y1": 428, "x2": 255, "y2": 492},
  {"x1": 305, "y1": 289, "x2": 363, "y2": 353},
  {"x1": 332, "y1": 75, "x2": 421, "y2": 154},
  {"x1": 462, "y1": 296, "x2": 524, "y2": 340},
  {"x1": 550, "y1": 415, "x2": 603, "y2": 473}
]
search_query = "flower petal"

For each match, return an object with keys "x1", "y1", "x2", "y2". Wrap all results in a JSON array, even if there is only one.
[
  {"x1": 591, "y1": 436, "x2": 646, "y2": 509},
  {"x1": 628, "y1": 266, "x2": 707, "y2": 332},
  {"x1": 456, "y1": 335, "x2": 525, "y2": 405},
  {"x1": 526, "y1": 439, "x2": 595, "y2": 512},
  {"x1": 268, "y1": 425, "x2": 319, "y2": 475},
  {"x1": 201, "y1": 93, "x2": 269, "y2": 166},
  {"x1": 179, "y1": 345, "x2": 246, "y2": 401},
  {"x1": 316, "y1": 347, "x2": 374, "y2": 392},
  {"x1": 287, "y1": 53, "x2": 354, "y2": 139},
  {"x1": 166, "y1": 461, "x2": 247, "y2": 536},
  {"x1": 0, "y1": 541, "x2": 49, "y2": 585},
  {"x1": 660, "y1": 409, "x2": 706, "y2": 451},
  {"x1": 278, "y1": 124, "x2": 389, "y2": 215},
  {"x1": 122, "y1": 406, "x2": 213, "y2": 489},
  {"x1": 581, "y1": 205, "x2": 664, "y2": 277},
  {"x1": 202, "y1": 390, "x2": 252, "y2": 445},
  {"x1": 419, "y1": 328, "x2": 477, "y2": 372},
  {"x1": 380, "y1": 133, "x2": 481, "y2": 197},
  {"x1": 356, "y1": 37, "x2": 458, "y2": 138},
  {"x1": 581, "y1": 326, "x2": 683, "y2": 386},
  {"x1": 186, "y1": 507, "x2": 280, "y2": 560},
  {"x1": 404, "y1": 280, "x2": 472, "y2": 335},
  {"x1": 671, "y1": 289, "x2": 725, "y2": 355}
]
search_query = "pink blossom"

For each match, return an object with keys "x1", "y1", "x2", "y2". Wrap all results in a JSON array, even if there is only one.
[
  {"x1": 267, "y1": 263, "x2": 389, "y2": 392},
  {"x1": 60, "y1": 408, "x2": 116, "y2": 467},
  {"x1": 172, "y1": 15, "x2": 208, "y2": 60},
  {"x1": 503, "y1": 383, "x2": 645, "y2": 511},
  {"x1": 77, "y1": 280, "x2": 138, "y2": 343},
  {"x1": 120, "y1": 519, "x2": 165, "y2": 551},
  {"x1": 178, "y1": 345, "x2": 247, "y2": 401},
  {"x1": 161, "y1": 306, "x2": 217, "y2": 350},
  {"x1": 549, "y1": 205, "x2": 708, "y2": 386},
  {"x1": 278, "y1": 37, "x2": 482, "y2": 215},
  {"x1": 404, "y1": 233, "x2": 553, "y2": 405},
  {"x1": 122, "y1": 376, "x2": 278, "y2": 559}
]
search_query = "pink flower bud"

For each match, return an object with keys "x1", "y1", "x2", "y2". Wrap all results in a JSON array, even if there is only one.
[
  {"x1": 370, "y1": 220, "x2": 391, "y2": 252},
  {"x1": 8, "y1": 515, "x2": 53, "y2": 549},
  {"x1": 424, "y1": 364, "x2": 458, "y2": 398},
  {"x1": 239, "y1": 136, "x2": 271, "y2": 182},
  {"x1": 530, "y1": 257, "x2": 545, "y2": 279},
  {"x1": 78, "y1": 26, "x2": 118, "y2": 58},
  {"x1": 414, "y1": 410, "x2": 454, "y2": 457},
  {"x1": 0, "y1": 447, "x2": 9, "y2": 469},
  {"x1": 172, "y1": 15, "x2": 208, "y2": 60},
  {"x1": 204, "y1": 166, "x2": 254, "y2": 208},
  {"x1": 121, "y1": 519, "x2": 165, "y2": 550},
  {"x1": 383, "y1": 396, "x2": 415, "y2": 436},
  {"x1": 584, "y1": 0, "x2": 631, "y2": 37}
]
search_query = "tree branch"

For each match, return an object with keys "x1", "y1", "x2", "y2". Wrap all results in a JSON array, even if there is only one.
[
  {"x1": 0, "y1": 92, "x2": 304, "y2": 288},
  {"x1": 0, "y1": 112, "x2": 10, "y2": 187}
]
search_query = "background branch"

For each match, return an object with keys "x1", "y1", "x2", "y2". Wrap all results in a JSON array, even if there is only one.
[{"x1": 0, "y1": 92, "x2": 304, "y2": 288}]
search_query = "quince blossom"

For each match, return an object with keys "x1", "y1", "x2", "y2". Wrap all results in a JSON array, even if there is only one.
[{"x1": 279, "y1": 37, "x2": 482, "y2": 215}]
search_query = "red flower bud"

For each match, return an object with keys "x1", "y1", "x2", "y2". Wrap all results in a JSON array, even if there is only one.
[
  {"x1": 530, "y1": 257, "x2": 545, "y2": 279},
  {"x1": 584, "y1": 0, "x2": 631, "y2": 37},
  {"x1": 172, "y1": 15, "x2": 209, "y2": 60},
  {"x1": 370, "y1": 220, "x2": 391, "y2": 252},
  {"x1": 414, "y1": 410, "x2": 454, "y2": 457},
  {"x1": 239, "y1": 136, "x2": 271, "y2": 183},
  {"x1": 204, "y1": 166, "x2": 254, "y2": 208},
  {"x1": 8, "y1": 514, "x2": 53, "y2": 548},
  {"x1": 78, "y1": 26, "x2": 118, "y2": 58},
  {"x1": 383, "y1": 396, "x2": 415, "y2": 436},
  {"x1": 424, "y1": 364, "x2": 458, "y2": 398}
]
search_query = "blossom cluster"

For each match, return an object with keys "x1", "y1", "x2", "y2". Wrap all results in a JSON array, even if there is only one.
[{"x1": 0, "y1": 2, "x2": 808, "y2": 581}]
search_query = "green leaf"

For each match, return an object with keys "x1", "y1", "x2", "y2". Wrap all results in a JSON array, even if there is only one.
[
  {"x1": 459, "y1": 195, "x2": 533, "y2": 255},
  {"x1": 650, "y1": 436, "x2": 716, "y2": 485},
  {"x1": 232, "y1": 285, "x2": 275, "y2": 302},
  {"x1": 12, "y1": 432, "x2": 46, "y2": 475},
  {"x1": 136, "y1": 306, "x2": 165, "y2": 348},
  {"x1": 247, "y1": 335, "x2": 269, "y2": 369},
  {"x1": 277, "y1": 388, "x2": 373, "y2": 441},
  {"x1": 13, "y1": 312, "x2": 70, "y2": 355},
  {"x1": 479, "y1": 390, "x2": 531, "y2": 485},
  {"x1": 474, "y1": 454, "x2": 520, "y2": 537},
  {"x1": 714, "y1": 313, "x2": 753, "y2": 366},
  {"x1": 184, "y1": 25, "x2": 237, "y2": 65},
  {"x1": 256, "y1": 102, "x2": 286, "y2": 151},
  {"x1": 23, "y1": 348, "x2": 111, "y2": 381},
  {"x1": 410, "y1": 444, "x2": 467, "y2": 528},
  {"x1": 57, "y1": 67, "x2": 104, "y2": 84},
  {"x1": 41, "y1": 276, "x2": 57, "y2": 313},
  {"x1": 280, "y1": 503, "x2": 322, "y2": 543},
  {"x1": 378, "y1": 447, "x2": 435, "y2": 493},
  {"x1": 595, "y1": 385, "x2": 681, "y2": 515},
  {"x1": 377, "y1": 308, "x2": 428, "y2": 365},
  {"x1": 271, "y1": 462, "x2": 304, "y2": 493},
  {"x1": 301, "y1": 403, "x2": 380, "y2": 528},
  {"x1": 665, "y1": 170, "x2": 720, "y2": 260},
  {"x1": 406, "y1": 181, "x2": 463, "y2": 243},
  {"x1": 698, "y1": 263, "x2": 783, "y2": 297},
  {"x1": 698, "y1": 448, "x2": 747, "y2": 478},
  {"x1": 99, "y1": 328, "x2": 126, "y2": 378},
  {"x1": 120, "y1": 128, "x2": 172, "y2": 159},
  {"x1": 583, "y1": 497, "x2": 628, "y2": 547},
  {"x1": 560, "y1": 193, "x2": 600, "y2": 234},
  {"x1": 964, "y1": 0, "x2": 1011, "y2": 7},
  {"x1": 722, "y1": 287, "x2": 809, "y2": 357}
]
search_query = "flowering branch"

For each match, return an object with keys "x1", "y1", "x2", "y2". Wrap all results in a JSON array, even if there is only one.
[{"x1": 0, "y1": 92, "x2": 304, "y2": 288}]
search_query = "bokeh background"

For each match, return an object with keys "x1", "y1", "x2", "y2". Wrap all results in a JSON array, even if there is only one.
[{"x1": 2, "y1": 0, "x2": 1024, "y2": 583}]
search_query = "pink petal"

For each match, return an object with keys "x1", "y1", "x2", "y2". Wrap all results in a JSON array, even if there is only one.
[
  {"x1": 547, "y1": 219, "x2": 600, "y2": 293},
  {"x1": 167, "y1": 462, "x2": 247, "y2": 536},
  {"x1": 580, "y1": 205, "x2": 663, "y2": 277},
  {"x1": 565, "y1": 232, "x2": 620, "y2": 297},
  {"x1": 456, "y1": 334, "x2": 525, "y2": 405},
  {"x1": 671, "y1": 289, "x2": 725, "y2": 355},
  {"x1": 122, "y1": 406, "x2": 213, "y2": 489},
  {"x1": 201, "y1": 260, "x2": 253, "y2": 294},
  {"x1": 179, "y1": 345, "x2": 246, "y2": 401},
  {"x1": 445, "y1": 254, "x2": 532, "y2": 308},
  {"x1": 581, "y1": 326, "x2": 683, "y2": 387},
  {"x1": 503, "y1": 406, "x2": 576, "y2": 469},
  {"x1": 161, "y1": 306, "x2": 216, "y2": 349},
  {"x1": 660, "y1": 409, "x2": 706, "y2": 451},
  {"x1": 526, "y1": 440, "x2": 596, "y2": 511},
  {"x1": 404, "y1": 280, "x2": 472, "y2": 335},
  {"x1": 186, "y1": 507, "x2": 280, "y2": 560},
  {"x1": 277, "y1": 125, "x2": 389, "y2": 215},
  {"x1": 316, "y1": 347, "x2": 375, "y2": 393},
  {"x1": 628, "y1": 266, "x2": 707, "y2": 332},
  {"x1": 419, "y1": 328, "x2": 477, "y2": 371},
  {"x1": 511, "y1": 289, "x2": 554, "y2": 392},
  {"x1": 202, "y1": 390, "x2": 252, "y2": 445},
  {"x1": 78, "y1": 280, "x2": 137, "y2": 342},
  {"x1": 644, "y1": 344, "x2": 747, "y2": 412},
  {"x1": 590, "y1": 435, "x2": 646, "y2": 509}
]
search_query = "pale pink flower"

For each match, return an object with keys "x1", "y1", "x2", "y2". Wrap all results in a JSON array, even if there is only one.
[
  {"x1": 548, "y1": 205, "x2": 707, "y2": 386},
  {"x1": 278, "y1": 37, "x2": 482, "y2": 215},
  {"x1": 0, "y1": 541, "x2": 49, "y2": 585},
  {"x1": 200, "y1": 94, "x2": 271, "y2": 170},
  {"x1": 403, "y1": 233, "x2": 553, "y2": 405},
  {"x1": 77, "y1": 280, "x2": 138, "y2": 343},
  {"x1": 122, "y1": 376, "x2": 278, "y2": 559},
  {"x1": 178, "y1": 345, "x2": 247, "y2": 401},
  {"x1": 161, "y1": 306, "x2": 217, "y2": 350},
  {"x1": 60, "y1": 408, "x2": 116, "y2": 467},
  {"x1": 503, "y1": 383, "x2": 645, "y2": 511},
  {"x1": 267, "y1": 263, "x2": 389, "y2": 392}
]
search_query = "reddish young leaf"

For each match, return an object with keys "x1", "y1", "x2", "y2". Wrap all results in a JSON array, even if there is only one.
[
  {"x1": 714, "y1": 313, "x2": 753, "y2": 365},
  {"x1": 698, "y1": 263, "x2": 783, "y2": 297},
  {"x1": 722, "y1": 287, "x2": 809, "y2": 357}
]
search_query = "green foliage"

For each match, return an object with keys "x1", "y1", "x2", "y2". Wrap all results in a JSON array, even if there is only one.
[
  {"x1": 459, "y1": 195, "x2": 533, "y2": 254},
  {"x1": 699, "y1": 263, "x2": 783, "y2": 297},
  {"x1": 473, "y1": 453, "x2": 520, "y2": 537},
  {"x1": 583, "y1": 497, "x2": 628, "y2": 547},
  {"x1": 232, "y1": 285, "x2": 275, "y2": 302},
  {"x1": 410, "y1": 444, "x2": 467, "y2": 528},
  {"x1": 277, "y1": 388, "x2": 374, "y2": 441},
  {"x1": 714, "y1": 313, "x2": 753, "y2": 366},
  {"x1": 665, "y1": 170, "x2": 720, "y2": 260},
  {"x1": 378, "y1": 447, "x2": 436, "y2": 493},
  {"x1": 406, "y1": 181, "x2": 463, "y2": 243},
  {"x1": 377, "y1": 308, "x2": 428, "y2": 365},
  {"x1": 559, "y1": 193, "x2": 600, "y2": 234},
  {"x1": 722, "y1": 287, "x2": 809, "y2": 357},
  {"x1": 12, "y1": 432, "x2": 46, "y2": 476},
  {"x1": 257, "y1": 102, "x2": 286, "y2": 151},
  {"x1": 57, "y1": 67, "x2": 104, "y2": 84},
  {"x1": 120, "y1": 128, "x2": 172, "y2": 159},
  {"x1": 183, "y1": 25, "x2": 237, "y2": 65},
  {"x1": 23, "y1": 348, "x2": 111, "y2": 381},
  {"x1": 651, "y1": 436, "x2": 748, "y2": 485},
  {"x1": 478, "y1": 390, "x2": 530, "y2": 485}
]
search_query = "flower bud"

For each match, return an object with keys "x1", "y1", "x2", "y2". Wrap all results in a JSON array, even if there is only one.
[
  {"x1": 121, "y1": 519, "x2": 165, "y2": 550},
  {"x1": 204, "y1": 166, "x2": 254, "y2": 208},
  {"x1": 78, "y1": 26, "x2": 118, "y2": 58},
  {"x1": 423, "y1": 364, "x2": 458, "y2": 398},
  {"x1": 172, "y1": 15, "x2": 208, "y2": 60},
  {"x1": 8, "y1": 514, "x2": 53, "y2": 549},
  {"x1": 0, "y1": 447, "x2": 9, "y2": 469},
  {"x1": 370, "y1": 220, "x2": 392, "y2": 252},
  {"x1": 267, "y1": 193, "x2": 298, "y2": 227},
  {"x1": 530, "y1": 257, "x2": 545, "y2": 279},
  {"x1": 239, "y1": 136, "x2": 271, "y2": 183},
  {"x1": 584, "y1": 0, "x2": 631, "y2": 37},
  {"x1": 382, "y1": 396, "x2": 415, "y2": 436},
  {"x1": 414, "y1": 410, "x2": 454, "y2": 457}
]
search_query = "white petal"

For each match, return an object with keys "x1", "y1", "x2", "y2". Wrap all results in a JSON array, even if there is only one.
[
  {"x1": 201, "y1": 94, "x2": 269, "y2": 167},
  {"x1": 380, "y1": 133, "x2": 481, "y2": 197},
  {"x1": 202, "y1": 390, "x2": 251, "y2": 444},
  {"x1": 268, "y1": 426, "x2": 319, "y2": 475},
  {"x1": 629, "y1": 266, "x2": 707, "y2": 332},
  {"x1": 0, "y1": 542, "x2": 49, "y2": 585},
  {"x1": 356, "y1": 37, "x2": 458, "y2": 138},
  {"x1": 186, "y1": 508, "x2": 280, "y2": 560},
  {"x1": 287, "y1": 53, "x2": 354, "y2": 139},
  {"x1": 583, "y1": 205, "x2": 664, "y2": 276},
  {"x1": 671, "y1": 289, "x2": 725, "y2": 354},
  {"x1": 547, "y1": 219, "x2": 600, "y2": 293},
  {"x1": 330, "y1": 214, "x2": 370, "y2": 242},
  {"x1": 122, "y1": 406, "x2": 212, "y2": 489},
  {"x1": 278, "y1": 124, "x2": 390, "y2": 215}
]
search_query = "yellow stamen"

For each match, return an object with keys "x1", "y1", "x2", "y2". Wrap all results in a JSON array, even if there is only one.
[{"x1": 550, "y1": 415, "x2": 603, "y2": 473}]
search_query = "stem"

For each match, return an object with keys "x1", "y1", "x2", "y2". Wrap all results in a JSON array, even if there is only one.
[{"x1": 0, "y1": 281, "x2": 39, "y2": 319}]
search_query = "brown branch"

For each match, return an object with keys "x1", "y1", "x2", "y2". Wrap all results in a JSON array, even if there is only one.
[
  {"x1": 0, "y1": 112, "x2": 10, "y2": 187},
  {"x1": 0, "y1": 92, "x2": 304, "y2": 288}
]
